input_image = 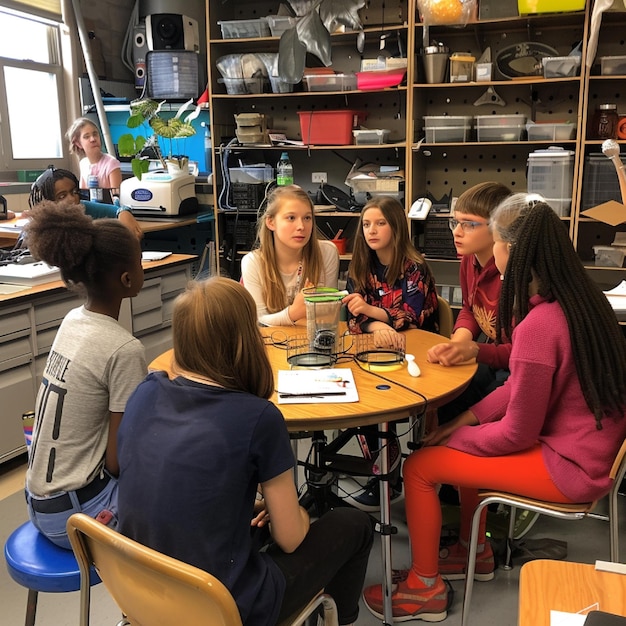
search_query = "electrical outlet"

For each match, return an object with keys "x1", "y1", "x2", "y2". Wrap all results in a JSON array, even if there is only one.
[{"x1": 312, "y1": 172, "x2": 327, "y2": 184}]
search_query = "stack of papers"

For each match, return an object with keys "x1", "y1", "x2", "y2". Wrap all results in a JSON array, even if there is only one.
[
  {"x1": 0, "y1": 262, "x2": 60, "y2": 286},
  {"x1": 277, "y1": 369, "x2": 359, "y2": 404}
]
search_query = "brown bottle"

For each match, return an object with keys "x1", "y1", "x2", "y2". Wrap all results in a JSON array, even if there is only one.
[{"x1": 590, "y1": 104, "x2": 619, "y2": 139}]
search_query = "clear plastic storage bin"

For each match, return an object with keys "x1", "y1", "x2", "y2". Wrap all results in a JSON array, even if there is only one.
[
  {"x1": 542, "y1": 56, "x2": 581, "y2": 78},
  {"x1": 218, "y1": 18, "x2": 270, "y2": 39},
  {"x1": 600, "y1": 56, "x2": 626, "y2": 76},
  {"x1": 303, "y1": 73, "x2": 357, "y2": 92},
  {"x1": 424, "y1": 115, "x2": 472, "y2": 143},
  {"x1": 476, "y1": 115, "x2": 526, "y2": 141},
  {"x1": 218, "y1": 77, "x2": 267, "y2": 95},
  {"x1": 526, "y1": 122, "x2": 576, "y2": 141},
  {"x1": 352, "y1": 129, "x2": 392, "y2": 144},
  {"x1": 593, "y1": 246, "x2": 625, "y2": 267},
  {"x1": 266, "y1": 15, "x2": 297, "y2": 37},
  {"x1": 527, "y1": 147, "x2": 575, "y2": 217}
]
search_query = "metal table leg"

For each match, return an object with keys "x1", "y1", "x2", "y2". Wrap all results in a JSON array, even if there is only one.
[{"x1": 378, "y1": 422, "x2": 394, "y2": 626}]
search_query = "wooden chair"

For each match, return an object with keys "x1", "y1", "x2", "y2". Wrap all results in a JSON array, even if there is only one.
[
  {"x1": 437, "y1": 295, "x2": 454, "y2": 339},
  {"x1": 66, "y1": 513, "x2": 338, "y2": 626},
  {"x1": 461, "y1": 438, "x2": 626, "y2": 626}
]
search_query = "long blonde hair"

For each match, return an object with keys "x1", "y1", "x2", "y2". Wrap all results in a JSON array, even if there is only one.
[
  {"x1": 349, "y1": 195, "x2": 425, "y2": 292},
  {"x1": 255, "y1": 185, "x2": 323, "y2": 313},
  {"x1": 172, "y1": 278, "x2": 274, "y2": 398}
]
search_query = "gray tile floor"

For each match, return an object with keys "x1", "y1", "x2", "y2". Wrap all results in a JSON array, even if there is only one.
[{"x1": 1, "y1": 444, "x2": 622, "y2": 625}]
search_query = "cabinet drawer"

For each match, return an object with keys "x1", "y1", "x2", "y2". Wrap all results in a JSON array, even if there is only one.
[
  {"x1": 133, "y1": 309, "x2": 163, "y2": 334},
  {"x1": 131, "y1": 277, "x2": 162, "y2": 315},
  {"x1": 34, "y1": 294, "x2": 81, "y2": 327},
  {"x1": 0, "y1": 307, "x2": 31, "y2": 343},
  {"x1": 35, "y1": 327, "x2": 59, "y2": 354},
  {"x1": 161, "y1": 269, "x2": 190, "y2": 296},
  {"x1": 0, "y1": 337, "x2": 32, "y2": 373},
  {"x1": 0, "y1": 364, "x2": 34, "y2": 462},
  {"x1": 139, "y1": 327, "x2": 173, "y2": 365}
]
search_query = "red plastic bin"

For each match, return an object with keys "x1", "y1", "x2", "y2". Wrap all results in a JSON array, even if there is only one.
[{"x1": 298, "y1": 110, "x2": 367, "y2": 145}]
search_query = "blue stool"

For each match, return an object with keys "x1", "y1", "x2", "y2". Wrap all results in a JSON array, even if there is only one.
[{"x1": 4, "y1": 520, "x2": 100, "y2": 626}]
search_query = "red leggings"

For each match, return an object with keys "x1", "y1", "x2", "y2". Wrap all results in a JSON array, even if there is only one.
[{"x1": 402, "y1": 444, "x2": 573, "y2": 578}]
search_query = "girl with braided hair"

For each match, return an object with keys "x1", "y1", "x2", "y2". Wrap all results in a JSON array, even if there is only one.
[
  {"x1": 24, "y1": 201, "x2": 147, "y2": 549},
  {"x1": 363, "y1": 195, "x2": 626, "y2": 622}
]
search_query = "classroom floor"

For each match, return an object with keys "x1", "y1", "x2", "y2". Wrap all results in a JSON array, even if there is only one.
[{"x1": 1, "y1": 447, "x2": 622, "y2": 626}]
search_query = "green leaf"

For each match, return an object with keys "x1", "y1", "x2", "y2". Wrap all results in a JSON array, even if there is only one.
[
  {"x1": 118, "y1": 133, "x2": 138, "y2": 157},
  {"x1": 131, "y1": 157, "x2": 150, "y2": 180}
]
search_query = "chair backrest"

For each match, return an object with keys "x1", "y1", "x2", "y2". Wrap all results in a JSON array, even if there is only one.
[
  {"x1": 66, "y1": 513, "x2": 242, "y2": 626},
  {"x1": 437, "y1": 295, "x2": 454, "y2": 339},
  {"x1": 610, "y1": 438, "x2": 626, "y2": 483}
]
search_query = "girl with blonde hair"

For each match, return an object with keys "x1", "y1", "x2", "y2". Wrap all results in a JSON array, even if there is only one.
[{"x1": 241, "y1": 185, "x2": 339, "y2": 325}]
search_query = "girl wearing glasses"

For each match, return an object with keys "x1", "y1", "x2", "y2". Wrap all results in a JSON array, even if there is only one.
[
  {"x1": 363, "y1": 195, "x2": 626, "y2": 622},
  {"x1": 427, "y1": 182, "x2": 513, "y2": 425}
]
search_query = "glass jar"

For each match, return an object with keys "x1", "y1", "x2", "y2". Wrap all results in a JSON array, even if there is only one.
[{"x1": 590, "y1": 104, "x2": 619, "y2": 140}]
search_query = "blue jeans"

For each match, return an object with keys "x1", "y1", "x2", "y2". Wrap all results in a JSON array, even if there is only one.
[
  {"x1": 267, "y1": 507, "x2": 374, "y2": 625},
  {"x1": 26, "y1": 473, "x2": 119, "y2": 550}
]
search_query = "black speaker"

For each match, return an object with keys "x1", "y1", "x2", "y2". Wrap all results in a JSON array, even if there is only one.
[
  {"x1": 133, "y1": 22, "x2": 148, "y2": 91},
  {"x1": 145, "y1": 13, "x2": 199, "y2": 52}
]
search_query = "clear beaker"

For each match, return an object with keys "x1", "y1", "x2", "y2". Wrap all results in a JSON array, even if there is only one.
[{"x1": 304, "y1": 288, "x2": 344, "y2": 356}]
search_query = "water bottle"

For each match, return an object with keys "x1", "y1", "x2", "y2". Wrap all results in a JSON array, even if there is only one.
[
  {"x1": 88, "y1": 174, "x2": 103, "y2": 202},
  {"x1": 276, "y1": 152, "x2": 294, "y2": 186}
]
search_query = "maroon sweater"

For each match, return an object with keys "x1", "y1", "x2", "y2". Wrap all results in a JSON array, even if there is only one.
[{"x1": 454, "y1": 255, "x2": 511, "y2": 370}]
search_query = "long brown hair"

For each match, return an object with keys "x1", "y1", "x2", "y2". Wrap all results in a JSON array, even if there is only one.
[
  {"x1": 172, "y1": 278, "x2": 274, "y2": 398},
  {"x1": 255, "y1": 185, "x2": 323, "y2": 312},
  {"x1": 349, "y1": 195, "x2": 426, "y2": 292},
  {"x1": 492, "y1": 196, "x2": 626, "y2": 427}
]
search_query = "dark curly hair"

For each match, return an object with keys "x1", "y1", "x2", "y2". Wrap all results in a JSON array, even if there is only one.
[
  {"x1": 29, "y1": 167, "x2": 79, "y2": 207},
  {"x1": 492, "y1": 197, "x2": 626, "y2": 428},
  {"x1": 23, "y1": 201, "x2": 137, "y2": 294}
]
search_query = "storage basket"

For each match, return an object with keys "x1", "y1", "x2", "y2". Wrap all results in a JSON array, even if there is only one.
[{"x1": 298, "y1": 110, "x2": 367, "y2": 145}]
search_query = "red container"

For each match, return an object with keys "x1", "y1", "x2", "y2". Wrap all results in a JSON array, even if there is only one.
[
  {"x1": 298, "y1": 110, "x2": 367, "y2": 145},
  {"x1": 356, "y1": 68, "x2": 407, "y2": 91}
]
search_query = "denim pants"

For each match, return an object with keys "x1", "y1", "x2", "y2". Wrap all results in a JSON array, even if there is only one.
[
  {"x1": 26, "y1": 474, "x2": 119, "y2": 550},
  {"x1": 266, "y1": 507, "x2": 374, "y2": 625}
]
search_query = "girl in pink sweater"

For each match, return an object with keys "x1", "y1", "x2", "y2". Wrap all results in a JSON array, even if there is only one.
[{"x1": 363, "y1": 196, "x2": 626, "y2": 622}]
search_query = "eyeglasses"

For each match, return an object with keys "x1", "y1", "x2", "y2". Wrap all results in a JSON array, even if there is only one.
[{"x1": 448, "y1": 218, "x2": 489, "y2": 232}]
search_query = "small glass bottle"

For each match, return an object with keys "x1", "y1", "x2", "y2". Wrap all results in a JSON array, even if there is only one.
[
  {"x1": 591, "y1": 104, "x2": 619, "y2": 140},
  {"x1": 276, "y1": 152, "x2": 294, "y2": 186}
]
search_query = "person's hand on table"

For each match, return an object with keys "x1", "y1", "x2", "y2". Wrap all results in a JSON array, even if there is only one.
[
  {"x1": 427, "y1": 340, "x2": 479, "y2": 366},
  {"x1": 371, "y1": 326, "x2": 404, "y2": 351}
]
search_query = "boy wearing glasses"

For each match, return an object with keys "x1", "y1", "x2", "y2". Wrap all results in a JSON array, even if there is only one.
[{"x1": 427, "y1": 182, "x2": 513, "y2": 422}]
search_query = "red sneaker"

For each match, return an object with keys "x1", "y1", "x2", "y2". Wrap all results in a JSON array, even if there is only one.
[
  {"x1": 438, "y1": 541, "x2": 495, "y2": 581},
  {"x1": 363, "y1": 575, "x2": 449, "y2": 622}
]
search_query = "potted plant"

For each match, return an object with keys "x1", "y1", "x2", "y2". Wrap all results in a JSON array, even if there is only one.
[{"x1": 118, "y1": 98, "x2": 199, "y2": 180}]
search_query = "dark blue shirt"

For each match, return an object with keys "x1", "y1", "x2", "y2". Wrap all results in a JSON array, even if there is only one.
[{"x1": 117, "y1": 371, "x2": 294, "y2": 625}]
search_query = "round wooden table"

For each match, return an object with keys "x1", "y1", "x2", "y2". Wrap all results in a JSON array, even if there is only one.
[{"x1": 149, "y1": 326, "x2": 476, "y2": 626}]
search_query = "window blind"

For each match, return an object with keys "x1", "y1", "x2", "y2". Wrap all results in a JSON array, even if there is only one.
[{"x1": 1, "y1": 0, "x2": 62, "y2": 20}]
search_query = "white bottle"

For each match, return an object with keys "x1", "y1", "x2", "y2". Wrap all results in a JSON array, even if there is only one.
[
  {"x1": 276, "y1": 152, "x2": 294, "y2": 186},
  {"x1": 88, "y1": 174, "x2": 103, "y2": 202}
]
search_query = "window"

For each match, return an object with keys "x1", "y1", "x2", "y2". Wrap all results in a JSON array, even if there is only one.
[{"x1": 0, "y1": 7, "x2": 67, "y2": 170}]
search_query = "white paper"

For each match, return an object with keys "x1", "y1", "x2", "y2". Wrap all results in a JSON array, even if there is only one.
[
  {"x1": 604, "y1": 280, "x2": 626, "y2": 297},
  {"x1": 277, "y1": 368, "x2": 359, "y2": 404},
  {"x1": 0, "y1": 262, "x2": 60, "y2": 285},
  {"x1": 142, "y1": 251, "x2": 172, "y2": 261},
  {"x1": 550, "y1": 610, "x2": 587, "y2": 626}
]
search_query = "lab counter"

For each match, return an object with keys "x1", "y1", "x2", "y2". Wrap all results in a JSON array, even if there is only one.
[{"x1": 0, "y1": 253, "x2": 196, "y2": 465}]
